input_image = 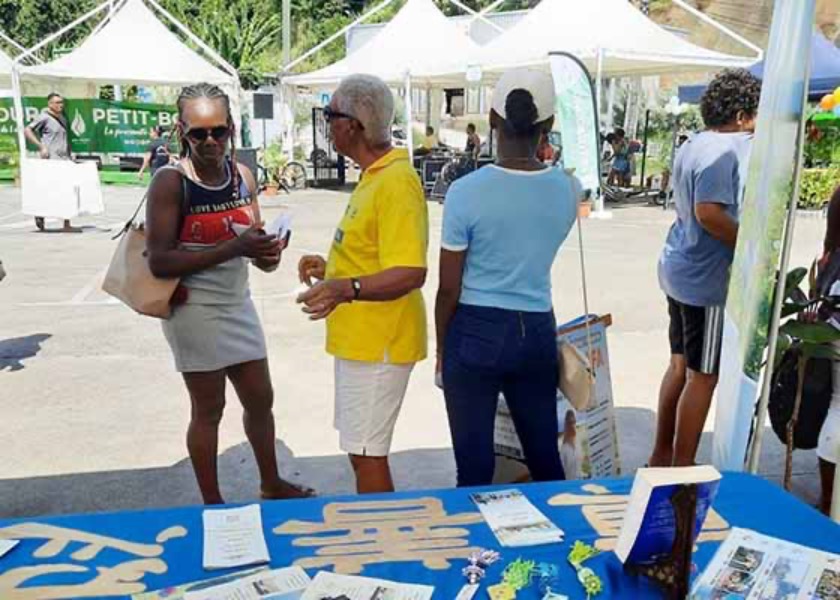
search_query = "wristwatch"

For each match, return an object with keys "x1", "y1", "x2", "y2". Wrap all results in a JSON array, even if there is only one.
[{"x1": 351, "y1": 277, "x2": 362, "y2": 301}]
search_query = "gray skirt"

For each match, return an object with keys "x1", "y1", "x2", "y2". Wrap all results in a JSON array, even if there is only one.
[{"x1": 162, "y1": 297, "x2": 267, "y2": 373}]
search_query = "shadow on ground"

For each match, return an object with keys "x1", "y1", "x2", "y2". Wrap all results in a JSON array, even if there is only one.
[
  {"x1": 0, "y1": 407, "x2": 822, "y2": 519},
  {"x1": 0, "y1": 333, "x2": 51, "y2": 372}
]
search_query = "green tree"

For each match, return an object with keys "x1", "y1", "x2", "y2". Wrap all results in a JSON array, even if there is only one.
[{"x1": 0, "y1": 0, "x2": 97, "y2": 55}]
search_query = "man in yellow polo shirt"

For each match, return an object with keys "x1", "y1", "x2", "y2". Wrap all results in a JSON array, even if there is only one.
[{"x1": 297, "y1": 74, "x2": 429, "y2": 494}]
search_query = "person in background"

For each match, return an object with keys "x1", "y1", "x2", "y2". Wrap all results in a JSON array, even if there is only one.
[
  {"x1": 817, "y1": 185, "x2": 840, "y2": 515},
  {"x1": 465, "y1": 123, "x2": 481, "y2": 160},
  {"x1": 536, "y1": 132, "x2": 556, "y2": 163},
  {"x1": 560, "y1": 409, "x2": 579, "y2": 480},
  {"x1": 608, "y1": 127, "x2": 630, "y2": 187},
  {"x1": 24, "y1": 93, "x2": 79, "y2": 233},
  {"x1": 436, "y1": 68, "x2": 580, "y2": 487},
  {"x1": 423, "y1": 126, "x2": 439, "y2": 151},
  {"x1": 297, "y1": 74, "x2": 428, "y2": 494},
  {"x1": 138, "y1": 126, "x2": 172, "y2": 180},
  {"x1": 648, "y1": 68, "x2": 760, "y2": 468},
  {"x1": 145, "y1": 83, "x2": 312, "y2": 504}
]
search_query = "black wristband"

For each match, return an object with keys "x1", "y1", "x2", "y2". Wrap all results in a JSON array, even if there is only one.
[{"x1": 351, "y1": 277, "x2": 362, "y2": 300}]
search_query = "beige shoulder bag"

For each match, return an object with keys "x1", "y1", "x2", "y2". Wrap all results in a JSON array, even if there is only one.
[{"x1": 102, "y1": 174, "x2": 188, "y2": 319}]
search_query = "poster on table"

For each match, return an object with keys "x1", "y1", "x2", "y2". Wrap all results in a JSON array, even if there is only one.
[
  {"x1": 548, "y1": 52, "x2": 600, "y2": 195},
  {"x1": 494, "y1": 315, "x2": 621, "y2": 479},
  {"x1": 0, "y1": 97, "x2": 177, "y2": 154},
  {"x1": 712, "y1": 0, "x2": 815, "y2": 471}
]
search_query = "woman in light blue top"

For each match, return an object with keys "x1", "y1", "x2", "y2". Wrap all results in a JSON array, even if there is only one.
[{"x1": 435, "y1": 68, "x2": 580, "y2": 487}]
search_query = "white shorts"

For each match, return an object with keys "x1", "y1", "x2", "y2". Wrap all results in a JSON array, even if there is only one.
[
  {"x1": 818, "y1": 403, "x2": 840, "y2": 464},
  {"x1": 334, "y1": 358, "x2": 414, "y2": 457}
]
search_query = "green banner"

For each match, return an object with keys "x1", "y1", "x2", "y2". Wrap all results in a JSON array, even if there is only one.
[{"x1": 0, "y1": 98, "x2": 177, "y2": 154}]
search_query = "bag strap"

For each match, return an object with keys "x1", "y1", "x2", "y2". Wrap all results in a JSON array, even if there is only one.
[
  {"x1": 569, "y1": 172, "x2": 595, "y2": 377},
  {"x1": 113, "y1": 167, "x2": 190, "y2": 240}
]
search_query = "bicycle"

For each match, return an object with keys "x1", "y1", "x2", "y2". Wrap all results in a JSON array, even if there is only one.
[{"x1": 256, "y1": 159, "x2": 308, "y2": 194}]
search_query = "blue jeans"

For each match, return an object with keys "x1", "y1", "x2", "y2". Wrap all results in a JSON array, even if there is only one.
[{"x1": 443, "y1": 304, "x2": 565, "y2": 487}]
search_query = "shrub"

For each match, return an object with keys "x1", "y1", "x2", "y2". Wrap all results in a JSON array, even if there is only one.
[{"x1": 799, "y1": 168, "x2": 840, "y2": 210}]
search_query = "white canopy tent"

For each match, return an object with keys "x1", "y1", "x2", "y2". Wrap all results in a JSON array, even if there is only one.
[
  {"x1": 284, "y1": 0, "x2": 482, "y2": 88},
  {"x1": 10, "y1": 0, "x2": 240, "y2": 220},
  {"x1": 478, "y1": 0, "x2": 759, "y2": 78},
  {"x1": 284, "y1": 0, "x2": 486, "y2": 159}
]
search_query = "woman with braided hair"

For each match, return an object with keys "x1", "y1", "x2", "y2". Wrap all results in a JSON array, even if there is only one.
[{"x1": 146, "y1": 82, "x2": 312, "y2": 504}]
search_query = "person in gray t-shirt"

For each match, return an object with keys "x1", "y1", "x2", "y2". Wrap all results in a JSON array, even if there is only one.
[
  {"x1": 648, "y1": 69, "x2": 761, "y2": 469},
  {"x1": 24, "y1": 93, "x2": 79, "y2": 232}
]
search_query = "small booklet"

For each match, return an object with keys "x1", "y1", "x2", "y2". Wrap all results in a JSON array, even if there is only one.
[
  {"x1": 202, "y1": 504, "x2": 271, "y2": 570},
  {"x1": 470, "y1": 489, "x2": 565, "y2": 547},
  {"x1": 691, "y1": 527, "x2": 840, "y2": 600},
  {"x1": 614, "y1": 465, "x2": 721, "y2": 565},
  {"x1": 300, "y1": 572, "x2": 434, "y2": 600},
  {"x1": 185, "y1": 567, "x2": 312, "y2": 600},
  {"x1": 133, "y1": 567, "x2": 268, "y2": 599}
]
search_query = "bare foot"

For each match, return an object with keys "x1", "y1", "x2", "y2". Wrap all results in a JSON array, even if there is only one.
[
  {"x1": 261, "y1": 479, "x2": 316, "y2": 500},
  {"x1": 203, "y1": 496, "x2": 225, "y2": 506}
]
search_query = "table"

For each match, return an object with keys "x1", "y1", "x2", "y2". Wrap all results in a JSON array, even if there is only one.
[{"x1": 1, "y1": 473, "x2": 838, "y2": 599}]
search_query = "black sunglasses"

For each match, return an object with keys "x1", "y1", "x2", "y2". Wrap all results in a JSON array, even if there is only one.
[
  {"x1": 185, "y1": 125, "x2": 231, "y2": 142},
  {"x1": 323, "y1": 106, "x2": 362, "y2": 128}
]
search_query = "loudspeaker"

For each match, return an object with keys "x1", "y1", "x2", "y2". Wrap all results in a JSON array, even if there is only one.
[{"x1": 253, "y1": 93, "x2": 274, "y2": 120}]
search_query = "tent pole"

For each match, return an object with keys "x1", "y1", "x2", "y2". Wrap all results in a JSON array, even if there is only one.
[
  {"x1": 425, "y1": 84, "x2": 431, "y2": 129},
  {"x1": 146, "y1": 0, "x2": 239, "y2": 77},
  {"x1": 448, "y1": 0, "x2": 504, "y2": 34},
  {"x1": 591, "y1": 48, "x2": 611, "y2": 219},
  {"x1": 605, "y1": 78, "x2": 616, "y2": 130},
  {"x1": 282, "y1": 0, "x2": 398, "y2": 72},
  {"x1": 671, "y1": 0, "x2": 763, "y2": 60},
  {"x1": 0, "y1": 30, "x2": 29, "y2": 55},
  {"x1": 13, "y1": 0, "x2": 111, "y2": 65},
  {"x1": 11, "y1": 65, "x2": 26, "y2": 168},
  {"x1": 405, "y1": 72, "x2": 414, "y2": 164},
  {"x1": 833, "y1": 450, "x2": 840, "y2": 522},
  {"x1": 640, "y1": 108, "x2": 650, "y2": 188}
]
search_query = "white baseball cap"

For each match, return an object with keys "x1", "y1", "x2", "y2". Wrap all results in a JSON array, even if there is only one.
[{"x1": 491, "y1": 68, "x2": 556, "y2": 124}]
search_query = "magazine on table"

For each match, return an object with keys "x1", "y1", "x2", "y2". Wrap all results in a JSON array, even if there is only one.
[
  {"x1": 470, "y1": 489, "x2": 564, "y2": 547},
  {"x1": 299, "y1": 571, "x2": 434, "y2": 600},
  {"x1": 690, "y1": 527, "x2": 840, "y2": 600}
]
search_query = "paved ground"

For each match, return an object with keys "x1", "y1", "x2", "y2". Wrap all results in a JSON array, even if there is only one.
[{"x1": 0, "y1": 184, "x2": 828, "y2": 518}]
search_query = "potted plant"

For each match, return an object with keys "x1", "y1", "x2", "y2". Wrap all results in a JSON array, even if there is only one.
[
  {"x1": 262, "y1": 143, "x2": 287, "y2": 196},
  {"x1": 770, "y1": 265, "x2": 840, "y2": 489}
]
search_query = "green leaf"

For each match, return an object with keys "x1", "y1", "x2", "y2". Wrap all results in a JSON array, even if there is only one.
[
  {"x1": 785, "y1": 267, "x2": 808, "y2": 300},
  {"x1": 802, "y1": 344, "x2": 840, "y2": 360},
  {"x1": 780, "y1": 321, "x2": 840, "y2": 344}
]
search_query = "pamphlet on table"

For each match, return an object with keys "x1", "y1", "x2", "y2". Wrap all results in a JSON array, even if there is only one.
[
  {"x1": 471, "y1": 489, "x2": 565, "y2": 547},
  {"x1": 300, "y1": 571, "x2": 434, "y2": 600},
  {"x1": 185, "y1": 567, "x2": 311, "y2": 600},
  {"x1": 133, "y1": 567, "x2": 268, "y2": 599},
  {"x1": 691, "y1": 528, "x2": 840, "y2": 600},
  {"x1": 202, "y1": 504, "x2": 270, "y2": 570},
  {"x1": 615, "y1": 465, "x2": 721, "y2": 565}
]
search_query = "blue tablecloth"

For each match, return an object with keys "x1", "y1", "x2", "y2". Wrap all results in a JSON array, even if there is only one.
[{"x1": 1, "y1": 472, "x2": 838, "y2": 599}]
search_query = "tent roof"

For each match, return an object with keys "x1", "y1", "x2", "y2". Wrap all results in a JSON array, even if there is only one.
[
  {"x1": 285, "y1": 0, "x2": 482, "y2": 88},
  {"x1": 0, "y1": 47, "x2": 13, "y2": 91},
  {"x1": 479, "y1": 0, "x2": 757, "y2": 78},
  {"x1": 19, "y1": 0, "x2": 234, "y2": 87},
  {"x1": 679, "y1": 32, "x2": 840, "y2": 104}
]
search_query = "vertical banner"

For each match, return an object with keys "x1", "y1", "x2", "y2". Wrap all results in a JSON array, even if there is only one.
[
  {"x1": 495, "y1": 315, "x2": 621, "y2": 480},
  {"x1": 712, "y1": 0, "x2": 816, "y2": 471},
  {"x1": 548, "y1": 52, "x2": 601, "y2": 195}
]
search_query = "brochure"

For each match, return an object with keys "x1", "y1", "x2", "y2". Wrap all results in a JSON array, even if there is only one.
[
  {"x1": 300, "y1": 571, "x2": 434, "y2": 600},
  {"x1": 202, "y1": 504, "x2": 271, "y2": 570},
  {"x1": 470, "y1": 489, "x2": 564, "y2": 547}
]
